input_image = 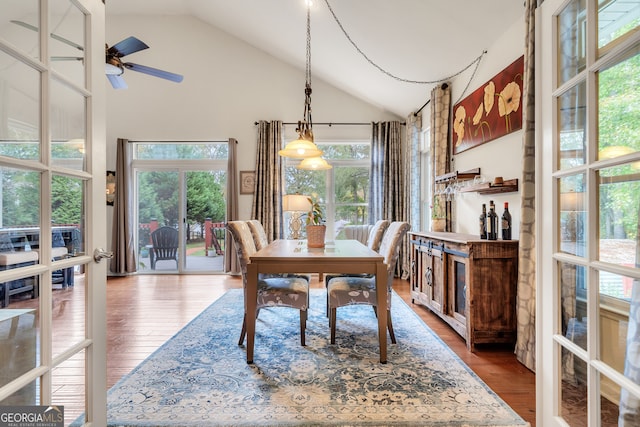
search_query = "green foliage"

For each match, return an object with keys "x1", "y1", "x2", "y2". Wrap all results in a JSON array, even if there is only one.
[{"x1": 306, "y1": 196, "x2": 324, "y2": 225}]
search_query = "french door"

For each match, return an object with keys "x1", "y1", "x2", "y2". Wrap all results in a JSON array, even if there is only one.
[
  {"x1": 0, "y1": 1, "x2": 107, "y2": 425},
  {"x1": 538, "y1": 0, "x2": 640, "y2": 425}
]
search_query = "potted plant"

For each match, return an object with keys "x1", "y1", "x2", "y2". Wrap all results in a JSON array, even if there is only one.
[
  {"x1": 305, "y1": 196, "x2": 326, "y2": 248},
  {"x1": 431, "y1": 194, "x2": 446, "y2": 232}
]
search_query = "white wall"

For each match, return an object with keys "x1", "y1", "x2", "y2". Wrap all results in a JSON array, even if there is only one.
[
  {"x1": 443, "y1": 13, "x2": 525, "y2": 236},
  {"x1": 105, "y1": 15, "x2": 401, "y2": 245}
]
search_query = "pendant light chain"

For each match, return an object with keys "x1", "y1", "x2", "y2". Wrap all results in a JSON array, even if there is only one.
[
  {"x1": 322, "y1": 0, "x2": 487, "y2": 88},
  {"x1": 303, "y1": 4, "x2": 313, "y2": 132}
]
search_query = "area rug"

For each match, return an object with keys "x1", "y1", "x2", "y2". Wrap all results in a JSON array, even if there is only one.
[{"x1": 89, "y1": 289, "x2": 529, "y2": 426}]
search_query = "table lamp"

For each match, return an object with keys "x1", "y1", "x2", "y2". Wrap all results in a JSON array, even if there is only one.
[{"x1": 283, "y1": 194, "x2": 311, "y2": 239}]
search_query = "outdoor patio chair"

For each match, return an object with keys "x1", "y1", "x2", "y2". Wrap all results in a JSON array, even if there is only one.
[{"x1": 149, "y1": 226, "x2": 179, "y2": 270}]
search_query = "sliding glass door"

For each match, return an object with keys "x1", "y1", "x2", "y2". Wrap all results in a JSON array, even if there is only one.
[{"x1": 132, "y1": 142, "x2": 228, "y2": 274}]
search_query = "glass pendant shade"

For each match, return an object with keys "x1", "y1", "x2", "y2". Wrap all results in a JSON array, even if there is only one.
[
  {"x1": 297, "y1": 156, "x2": 332, "y2": 170},
  {"x1": 278, "y1": 136, "x2": 323, "y2": 159}
]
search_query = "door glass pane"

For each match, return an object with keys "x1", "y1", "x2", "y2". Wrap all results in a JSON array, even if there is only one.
[
  {"x1": 598, "y1": 0, "x2": 640, "y2": 50},
  {"x1": 1, "y1": 167, "x2": 41, "y2": 228},
  {"x1": 558, "y1": 0, "x2": 587, "y2": 86},
  {"x1": 598, "y1": 46, "x2": 640, "y2": 161},
  {"x1": 0, "y1": 50, "x2": 40, "y2": 161},
  {"x1": 52, "y1": 348, "x2": 86, "y2": 426},
  {"x1": 598, "y1": 164, "x2": 639, "y2": 266},
  {"x1": 560, "y1": 342, "x2": 588, "y2": 425},
  {"x1": 559, "y1": 174, "x2": 587, "y2": 256},
  {"x1": 185, "y1": 171, "x2": 226, "y2": 272},
  {"x1": 50, "y1": 79, "x2": 86, "y2": 170},
  {"x1": 0, "y1": 1, "x2": 40, "y2": 60},
  {"x1": 0, "y1": 308, "x2": 37, "y2": 403},
  {"x1": 49, "y1": 0, "x2": 85, "y2": 87},
  {"x1": 559, "y1": 262, "x2": 588, "y2": 351},
  {"x1": 599, "y1": 372, "x2": 624, "y2": 425},
  {"x1": 137, "y1": 171, "x2": 179, "y2": 272},
  {"x1": 558, "y1": 82, "x2": 587, "y2": 170}
]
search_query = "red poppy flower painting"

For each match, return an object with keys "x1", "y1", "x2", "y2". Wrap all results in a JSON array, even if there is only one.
[{"x1": 453, "y1": 55, "x2": 524, "y2": 154}]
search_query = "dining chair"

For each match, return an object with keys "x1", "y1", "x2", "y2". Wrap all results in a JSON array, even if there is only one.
[
  {"x1": 226, "y1": 220, "x2": 310, "y2": 346},
  {"x1": 326, "y1": 221, "x2": 410, "y2": 344},
  {"x1": 323, "y1": 219, "x2": 390, "y2": 314},
  {"x1": 246, "y1": 219, "x2": 312, "y2": 282}
]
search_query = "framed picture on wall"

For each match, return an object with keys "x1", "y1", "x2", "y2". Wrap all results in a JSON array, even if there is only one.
[
  {"x1": 240, "y1": 170, "x2": 256, "y2": 194},
  {"x1": 452, "y1": 55, "x2": 524, "y2": 154},
  {"x1": 106, "y1": 170, "x2": 116, "y2": 206}
]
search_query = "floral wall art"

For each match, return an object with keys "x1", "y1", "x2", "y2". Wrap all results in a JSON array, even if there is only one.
[{"x1": 453, "y1": 55, "x2": 524, "y2": 154}]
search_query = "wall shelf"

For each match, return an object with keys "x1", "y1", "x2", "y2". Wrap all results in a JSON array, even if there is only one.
[
  {"x1": 459, "y1": 178, "x2": 519, "y2": 194},
  {"x1": 435, "y1": 168, "x2": 481, "y2": 184}
]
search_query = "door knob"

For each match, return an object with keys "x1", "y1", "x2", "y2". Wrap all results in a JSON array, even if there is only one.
[{"x1": 93, "y1": 248, "x2": 114, "y2": 263}]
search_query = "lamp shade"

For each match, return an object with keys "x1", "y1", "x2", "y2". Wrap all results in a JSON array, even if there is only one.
[
  {"x1": 297, "y1": 156, "x2": 332, "y2": 170},
  {"x1": 278, "y1": 138, "x2": 323, "y2": 159},
  {"x1": 560, "y1": 191, "x2": 585, "y2": 211},
  {"x1": 283, "y1": 194, "x2": 312, "y2": 212}
]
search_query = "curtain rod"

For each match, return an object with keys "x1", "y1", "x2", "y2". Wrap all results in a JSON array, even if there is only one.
[
  {"x1": 254, "y1": 121, "x2": 405, "y2": 126},
  {"x1": 414, "y1": 82, "x2": 449, "y2": 116}
]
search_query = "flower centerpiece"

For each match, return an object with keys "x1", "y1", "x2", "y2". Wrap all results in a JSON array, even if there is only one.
[
  {"x1": 431, "y1": 194, "x2": 446, "y2": 232},
  {"x1": 305, "y1": 195, "x2": 326, "y2": 248}
]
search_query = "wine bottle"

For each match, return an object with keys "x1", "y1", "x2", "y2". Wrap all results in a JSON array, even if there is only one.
[
  {"x1": 479, "y1": 204, "x2": 487, "y2": 239},
  {"x1": 502, "y1": 202, "x2": 512, "y2": 240},
  {"x1": 487, "y1": 200, "x2": 498, "y2": 240}
]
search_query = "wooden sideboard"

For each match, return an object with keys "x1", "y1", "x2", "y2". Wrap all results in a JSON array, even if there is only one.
[{"x1": 409, "y1": 231, "x2": 518, "y2": 351}]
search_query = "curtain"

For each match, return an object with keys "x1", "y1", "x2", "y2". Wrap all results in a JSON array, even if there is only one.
[
  {"x1": 618, "y1": 198, "x2": 640, "y2": 424},
  {"x1": 225, "y1": 138, "x2": 240, "y2": 274},
  {"x1": 407, "y1": 111, "x2": 422, "y2": 232},
  {"x1": 252, "y1": 121, "x2": 284, "y2": 241},
  {"x1": 369, "y1": 121, "x2": 410, "y2": 279},
  {"x1": 430, "y1": 84, "x2": 451, "y2": 230},
  {"x1": 514, "y1": 0, "x2": 539, "y2": 372},
  {"x1": 109, "y1": 138, "x2": 136, "y2": 274}
]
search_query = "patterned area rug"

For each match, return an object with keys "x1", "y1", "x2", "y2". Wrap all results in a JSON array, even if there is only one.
[{"x1": 93, "y1": 289, "x2": 529, "y2": 426}]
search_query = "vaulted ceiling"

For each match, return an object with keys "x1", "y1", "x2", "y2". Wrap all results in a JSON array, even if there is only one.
[{"x1": 106, "y1": 0, "x2": 525, "y2": 117}]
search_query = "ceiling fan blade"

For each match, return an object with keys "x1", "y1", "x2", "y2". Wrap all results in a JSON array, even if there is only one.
[
  {"x1": 107, "y1": 74, "x2": 128, "y2": 90},
  {"x1": 107, "y1": 36, "x2": 149, "y2": 58},
  {"x1": 123, "y1": 62, "x2": 184, "y2": 83},
  {"x1": 11, "y1": 20, "x2": 84, "y2": 51}
]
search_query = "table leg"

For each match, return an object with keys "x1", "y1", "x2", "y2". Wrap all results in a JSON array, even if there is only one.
[
  {"x1": 376, "y1": 262, "x2": 388, "y2": 363},
  {"x1": 246, "y1": 263, "x2": 258, "y2": 364}
]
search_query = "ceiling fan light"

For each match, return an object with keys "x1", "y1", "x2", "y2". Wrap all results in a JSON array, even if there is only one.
[
  {"x1": 297, "y1": 156, "x2": 332, "y2": 170},
  {"x1": 105, "y1": 62, "x2": 123, "y2": 75},
  {"x1": 279, "y1": 138, "x2": 323, "y2": 159}
]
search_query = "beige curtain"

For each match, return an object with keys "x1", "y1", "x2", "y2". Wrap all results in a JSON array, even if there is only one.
[
  {"x1": 252, "y1": 121, "x2": 284, "y2": 241},
  {"x1": 369, "y1": 121, "x2": 410, "y2": 279},
  {"x1": 225, "y1": 138, "x2": 240, "y2": 274},
  {"x1": 110, "y1": 138, "x2": 136, "y2": 274},
  {"x1": 407, "y1": 111, "x2": 422, "y2": 232},
  {"x1": 430, "y1": 84, "x2": 451, "y2": 230},
  {"x1": 514, "y1": 0, "x2": 539, "y2": 371}
]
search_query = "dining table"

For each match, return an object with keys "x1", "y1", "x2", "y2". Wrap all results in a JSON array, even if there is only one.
[{"x1": 245, "y1": 239, "x2": 388, "y2": 364}]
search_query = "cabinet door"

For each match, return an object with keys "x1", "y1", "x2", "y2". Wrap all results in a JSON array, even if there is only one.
[
  {"x1": 447, "y1": 254, "x2": 469, "y2": 332},
  {"x1": 426, "y1": 245, "x2": 445, "y2": 313}
]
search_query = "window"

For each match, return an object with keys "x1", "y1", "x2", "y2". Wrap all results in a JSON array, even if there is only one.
[{"x1": 284, "y1": 141, "x2": 370, "y2": 239}]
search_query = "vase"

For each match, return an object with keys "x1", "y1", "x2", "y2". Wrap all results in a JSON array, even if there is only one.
[
  {"x1": 431, "y1": 218, "x2": 446, "y2": 232},
  {"x1": 306, "y1": 224, "x2": 326, "y2": 248}
]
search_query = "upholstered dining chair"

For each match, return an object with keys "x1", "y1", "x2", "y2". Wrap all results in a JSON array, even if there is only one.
[
  {"x1": 326, "y1": 221, "x2": 410, "y2": 344},
  {"x1": 227, "y1": 221, "x2": 310, "y2": 346},
  {"x1": 323, "y1": 219, "x2": 390, "y2": 314},
  {"x1": 246, "y1": 219, "x2": 311, "y2": 282}
]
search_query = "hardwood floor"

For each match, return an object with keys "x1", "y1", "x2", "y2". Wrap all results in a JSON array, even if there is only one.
[{"x1": 7, "y1": 273, "x2": 536, "y2": 425}]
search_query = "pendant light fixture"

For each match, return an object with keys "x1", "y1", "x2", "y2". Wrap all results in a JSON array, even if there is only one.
[
  {"x1": 297, "y1": 156, "x2": 332, "y2": 170},
  {"x1": 278, "y1": 3, "x2": 323, "y2": 159}
]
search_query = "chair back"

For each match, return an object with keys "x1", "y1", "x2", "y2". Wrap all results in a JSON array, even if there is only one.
[
  {"x1": 378, "y1": 221, "x2": 410, "y2": 286},
  {"x1": 151, "y1": 226, "x2": 179, "y2": 260},
  {"x1": 367, "y1": 220, "x2": 390, "y2": 251},
  {"x1": 246, "y1": 220, "x2": 269, "y2": 250},
  {"x1": 226, "y1": 221, "x2": 258, "y2": 281}
]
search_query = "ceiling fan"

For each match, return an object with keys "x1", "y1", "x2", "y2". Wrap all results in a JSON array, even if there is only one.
[{"x1": 10, "y1": 21, "x2": 184, "y2": 89}]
